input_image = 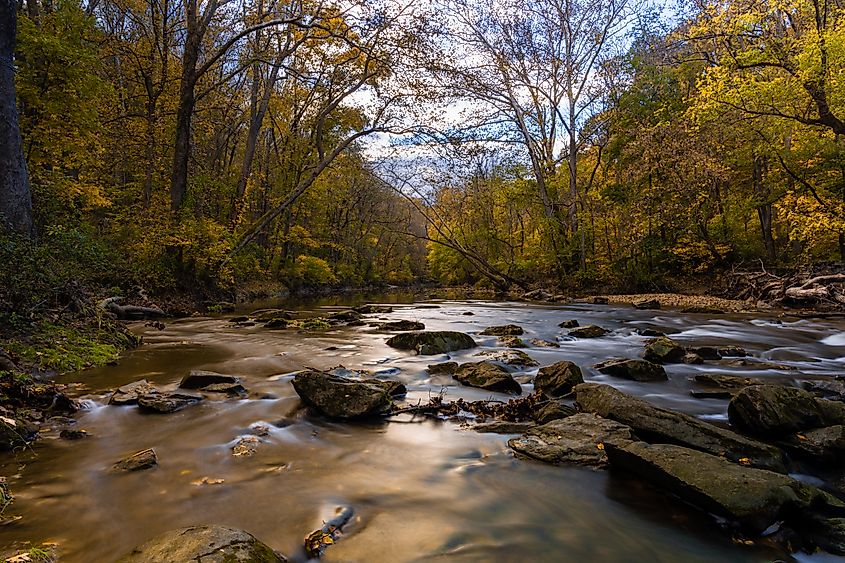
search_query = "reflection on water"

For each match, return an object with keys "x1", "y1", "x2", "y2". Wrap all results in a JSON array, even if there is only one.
[{"x1": 4, "y1": 298, "x2": 845, "y2": 561}]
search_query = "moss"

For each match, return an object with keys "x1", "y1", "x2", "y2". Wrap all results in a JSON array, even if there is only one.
[
  {"x1": 3, "y1": 321, "x2": 139, "y2": 374},
  {"x1": 293, "y1": 318, "x2": 332, "y2": 330}
]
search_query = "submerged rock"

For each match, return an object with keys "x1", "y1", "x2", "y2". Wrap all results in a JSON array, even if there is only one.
[
  {"x1": 137, "y1": 392, "x2": 203, "y2": 414},
  {"x1": 480, "y1": 324, "x2": 524, "y2": 336},
  {"x1": 509, "y1": 413, "x2": 635, "y2": 467},
  {"x1": 575, "y1": 383, "x2": 786, "y2": 472},
  {"x1": 474, "y1": 349, "x2": 539, "y2": 368},
  {"x1": 605, "y1": 441, "x2": 844, "y2": 536},
  {"x1": 728, "y1": 384, "x2": 843, "y2": 438},
  {"x1": 568, "y1": 325, "x2": 608, "y2": 338},
  {"x1": 264, "y1": 318, "x2": 289, "y2": 329},
  {"x1": 109, "y1": 379, "x2": 155, "y2": 405},
  {"x1": 117, "y1": 525, "x2": 286, "y2": 562},
  {"x1": 635, "y1": 328, "x2": 665, "y2": 337},
  {"x1": 643, "y1": 337, "x2": 685, "y2": 364},
  {"x1": 454, "y1": 361, "x2": 522, "y2": 394},
  {"x1": 179, "y1": 370, "x2": 240, "y2": 390},
  {"x1": 386, "y1": 331, "x2": 476, "y2": 355},
  {"x1": 291, "y1": 370, "x2": 392, "y2": 419},
  {"x1": 327, "y1": 310, "x2": 363, "y2": 324},
  {"x1": 377, "y1": 320, "x2": 425, "y2": 331},
  {"x1": 594, "y1": 358, "x2": 667, "y2": 382},
  {"x1": 113, "y1": 448, "x2": 157, "y2": 472},
  {"x1": 534, "y1": 361, "x2": 583, "y2": 397},
  {"x1": 529, "y1": 338, "x2": 560, "y2": 348}
]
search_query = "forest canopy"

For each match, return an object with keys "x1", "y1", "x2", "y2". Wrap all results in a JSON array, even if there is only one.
[{"x1": 2, "y1": 0, "x2": 845, "y2": 300}]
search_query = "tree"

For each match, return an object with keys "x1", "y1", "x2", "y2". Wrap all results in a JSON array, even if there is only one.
[{"x1": 0, "y1": 0, "x2": 34, "y2": 237}]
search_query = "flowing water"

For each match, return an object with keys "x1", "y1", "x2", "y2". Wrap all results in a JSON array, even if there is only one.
[{"x1": 4, "y1": 296, "x2": 845, "y2": 562}]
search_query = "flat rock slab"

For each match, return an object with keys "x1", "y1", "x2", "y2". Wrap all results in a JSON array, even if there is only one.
[
  {"x1": 109, "y1": 379, "x2": 156, "y2": 405},
  {"x1": 605, "y1": 441, "x2": 843, "y2": 535},
  {"x1": 594, "y1": 358, "x2": 667, "y2": 382},
  {"x1": 180, "y1": 370, "x2": 241, "y2": 390},
  {"x1": 474, "y1": 349, "x2": 538, "y2": 368},
  {"x1": 386, "y1": 331, "x2": 476, "y2": 355},
  {"x1": 575, "y1": 383, "x2": 786, "y2": 472},
  {"x1": 509, "y1": 413, "x2": 635, "y2": 467},
  {"x1": 292, "y1": 370, "x2": 392, "y2": 419},
  {"x1": 117, "y1": 525, "x2": 286, "y2": 562},
  {"x1": 137, "y1": 392, "x2": 203, "y2": 414},
  {"x1": 455, "y1": 361, "x2": 522, "y2": 394}
]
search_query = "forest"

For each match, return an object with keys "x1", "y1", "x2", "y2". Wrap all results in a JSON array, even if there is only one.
[{"x1": 1, "y1": 0, "x2": 845, "y2": 309}]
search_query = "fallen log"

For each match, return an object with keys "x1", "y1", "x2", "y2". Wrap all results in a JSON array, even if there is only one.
[{"x1": 99, "y1": 297, "x2": 166, "y2": 320}]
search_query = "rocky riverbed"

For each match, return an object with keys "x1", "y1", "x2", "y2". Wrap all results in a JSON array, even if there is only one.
[{"x1": 3, "y1": 296, "x2": 845, "y2": 561}]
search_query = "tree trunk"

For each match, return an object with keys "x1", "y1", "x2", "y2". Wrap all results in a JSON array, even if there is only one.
[
  {"x1": 0, "y1": 0, "x2": 35, "y2": 237},
  {"x1": 753, "y1": 155, "x2": 776, "y2": 262},
  {"x1": 169, "y1": 0, "x2": 200, "y2": 212}
]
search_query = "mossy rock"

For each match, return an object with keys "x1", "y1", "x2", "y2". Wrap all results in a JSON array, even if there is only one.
[
  {"x1": 386, "y1": 331, "x2": 476, "y2": 355},
  {"x1": 117, "y1": 525, "x2": 286, "y2": 562}
]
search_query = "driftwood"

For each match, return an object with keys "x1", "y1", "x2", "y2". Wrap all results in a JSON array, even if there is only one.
[
  {"x1": 99, "y1": 297, "x2": 166, "y2": 320},
  {"x1": 304, "y1": 506, "x2": 354, "y2": 559},
  {"x1": 723, "y1": 263, "x2": 845, "y2": 308}
]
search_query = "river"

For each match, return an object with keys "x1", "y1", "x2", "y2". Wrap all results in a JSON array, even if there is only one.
[{"x1": 4, "y1": 296, "x2": 845, "y2": 562}]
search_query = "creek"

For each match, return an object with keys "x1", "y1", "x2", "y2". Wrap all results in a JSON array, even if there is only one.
[{"x1": 4, "y1": 296, "x2": 845, "y2": 562}]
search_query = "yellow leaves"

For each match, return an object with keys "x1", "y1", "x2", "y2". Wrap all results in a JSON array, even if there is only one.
[{"x1": 738, "y1": 457, "x2": 751, "y2": 466}]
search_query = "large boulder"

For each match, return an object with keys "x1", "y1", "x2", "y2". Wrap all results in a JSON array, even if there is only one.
[
  {"x1": 509, "y1": 413, "x2": 635, "y2": 467},
  {"x1": 292, "y1": 370, "x2": 392, "y2": 419},
  {"x1": 117, "y1": 525, "x2": 286, "y2": 562},
  {"x1": 480, "y1": 324, "x2": 524, "y2": 336},
  {"x1": 727, "y1": 384, "x2": 838, "y2": 438},
  {"x1": 605, "y1": 441, "x2": 844, "y2": 536},
  {"x1": 534, "y1": 361, "x2": 583, "y2": 397},
  {"x1": 568, "y1": 325, "x2": 608, "y2": 338},
  {"x1": 386, "y1": 331, "x2": 476, "y2": 355},
  {"x1": 643, "y1": 337, "x2": 685, "y2": 364},
  {"x1": 454, "y1": 361, "x2": 522, "y2": 394},
  {"x1": 575, "y1": 383, "x2": 785, "y2": 472},
  {"x1": 594, "y1": 358, "x2": 667, "y2": 382}
]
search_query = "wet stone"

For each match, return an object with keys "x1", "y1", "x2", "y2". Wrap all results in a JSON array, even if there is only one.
[
  {"x1": 455, "y1": 361, "x2": 522, "y2": 395},
  {"x1": 594, "y1": 358, "x2": 667, "y2": 382},
  {"x1": 480, "y1": 324, "x2": 524, "y2": 336},
  {"x1": 113, "y1": 448, "x2": 157, "y2": 472},
  {"x1": 109, "y1": 379, "x2": 156, "y2": 405},
  {"x1": 137, "y1": 392, "x2": 203, "y2": 414},
  {"x1": 568, "y1": 325, "x2": 608, "y2": 338}
]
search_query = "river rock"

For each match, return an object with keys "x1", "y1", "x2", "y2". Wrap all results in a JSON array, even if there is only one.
[
  {"x1": 635, "y1": 328, "x2": 666, "y2": 337},
  {"x1": 327, "y1": 310, "x2": 363, "y2": 324},
  {"x1": 365, "y1": 379, "x2": 407, "y2": 397},
  {"x1": 683, "y1": 353, "x2": 704, "y2": 364},
  {"x1": 604, "y1": 440, "x2": 842, "y2": 535},
  {"x1": 113, "y1": 448, "x2": 157, "y2": 472},
  {"x1": 428, "y1": 362, "x2": 459, "y2": 375},
  {"x1": 378, "y1": 320, "x2": 425, "y2": 331},
  {"x1": 643, "y1": 337, "x2": 686, "y2": 364},
  {"x1": 292, "y1": 370, "x2": 392, "y2": 419},
  {"x1": 690, "y1": 374, "x2": 764, "y2": 399},
  {"x1": 633, "y1": 299, "x2": 660, "y2": 310},
  {"x1": 568, "y1": 325, "x2": 608, "y2": 338},
  {"x1": 229, "y1": 316, "x2": 250, "y2": 324},
  {"x1": 530, "y1": 338, "x2": 560, "y2": 348},
  {"x1": 688, "y1": 346, "x2": 721, "y2": 360},
  {"x1": 534, "y1": 361, "x2": 583, "y2": 397},
  {"x1": 264, "y1": 318, "x2": 289, "y2": 329},
  {"x1": 109, "y1": 379, "x2": 156, "y2": 405},
  {"x1": 386, "y1": 331, "x2": 476, "y2": 355},
  {"x1": 780, "y1": 425, "x2": 845, "y2": 464},
  {"x1": 454, "y1": 362, "x2": 522, "y2": 394},
  {"x1": 594, "y1": 358, "x2": 667, "y2": 382},
  {"x1": 137, "y1": 392, "x2": 203, "y2": 414},
  {"x1": 558, "y1": 319, "x2": 579, "y2": 328},
  {"x1": 718, "y1": 346, "x2": 748, "y2": 357},
  {"x1": 499, "y1": 336, "x2": 527, "y2": 348},
  {"x1": 509, "y1": 413, "x2": 635, "y2": 467},
  {"x1": 0, "y1": 417, "x2": 38, "y2": 450},
  {"x1": 532, "y1": 401, "x2": 576, "y2": 424},
  {"x1": 353, "y1": 304, "x2": 393, "y2": 314},
  {"x1": 475, "y1": 349, "x2": 538, "y2": 368},
  {"x1": 803, "y1": 379, "x2": 845, "y2": 401},
  {"x1": 480, "y1": 324, "x2": 524, "y2": 336},
  {"x1": 179, "y1": 370, "x2": 241, "y2": 390},
  {"x1": 592, "y1": 296, "x2": 609, "y2": 304},
  {"x1": 575, "y1": 383, "x2": 786, "y2": 472},
  {"x1": 523, "y1": 289, "x2": 553, "y2": 301},
  {"x1": 253, "y1": 309, "x2": 296, "y2": 321},
  {"x1": 727, "y1": 384, "x2": 838, "y2": 438},
  {"x1": 117, "y1": 525, "x2": 286, "y2": 562}
]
